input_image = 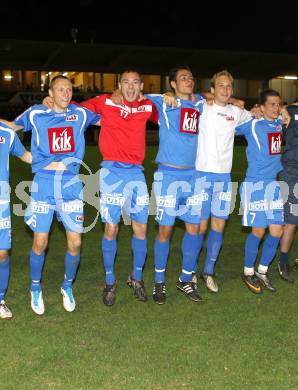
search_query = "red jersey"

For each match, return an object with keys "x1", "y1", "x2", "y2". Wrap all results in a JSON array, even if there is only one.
[{"x1": 80, "y1": 94, "x2": 158, "y2": 164}]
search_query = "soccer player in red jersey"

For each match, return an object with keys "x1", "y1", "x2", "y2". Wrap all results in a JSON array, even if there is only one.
[{"x1": 78, "y1": 70, "x2": 158, "y2": 305}]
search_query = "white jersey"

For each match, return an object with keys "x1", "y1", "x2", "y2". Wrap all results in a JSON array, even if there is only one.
[{"x1": 196, "y1": 103, "x2": 251, "y2": 173}]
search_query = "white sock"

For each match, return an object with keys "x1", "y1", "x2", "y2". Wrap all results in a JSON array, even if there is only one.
[
  {"x1": 258, "y1": 264, "x2": 268, "y2": 274},
  {"x1": 244, "y1": 267, "x2": 254, "y2": 276}
]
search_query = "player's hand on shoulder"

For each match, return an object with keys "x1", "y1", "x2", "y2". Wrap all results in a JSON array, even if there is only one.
[
  {"x1": 281, "y1": 107, "x2": 291, "y2": 128},
  {"x1": 43, "y1": 96, "x2": 54, "y2": 109},
  {"x1": 201, "y1": 92, "x2": 214, "y2": 106},
  {"x1": 250, "y1": 104, "x2": 262, "y2": 119},
  {"x1": 163, "y1": 92, "x2": 177, "y2": 108},
  {"x1": 229, "y1": 97, "x2": 245, "y2": 109},
  {"x1": 111, "y1": 89, "x2": 124, "y2": 105},
  {"x1": 137, "y1": 92, "x2": 145, "y2": 102}
]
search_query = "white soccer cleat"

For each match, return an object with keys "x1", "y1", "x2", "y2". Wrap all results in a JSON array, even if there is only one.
[
  {"x1": 30, "y1": 290, "x2": 45, "y2": 315},
  {"x1": 201, "y1": 272, "x2": 219, "y2": 293},
  {"x1": 0, "y1": 300, "x2": 13, "y2": 319},
  {"x1": 61, "y1": 287, "x2": 76, "y2": 312}
]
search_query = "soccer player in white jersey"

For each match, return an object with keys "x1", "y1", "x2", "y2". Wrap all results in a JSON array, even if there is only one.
[{"x1": 193, "y1": 70, "x2": 252, "y2": 292}]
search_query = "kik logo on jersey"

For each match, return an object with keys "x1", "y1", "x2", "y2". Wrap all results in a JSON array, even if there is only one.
[
  {"x1": 180, "y1": 108, "x2": 199, "y2": 134},
  {"x1": 268, "y1": 132, "x2": 282, "y2": 155},
  {"x1": 48, "y1": 127, "x2": 75, "y2": 154},
  {"x1": 66, "y1": 114, "x2": 78, "y2": 121},
  {"x1": 0, "y1": 136, "x2": 5, "y2": 144}
]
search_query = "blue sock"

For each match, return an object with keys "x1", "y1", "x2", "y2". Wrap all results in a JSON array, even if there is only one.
[
  {"x1": 244, "y1": 233, "x2": 261, "y2": 268},
  {"x1": 259, "y1": 235, "x2": 280, "y2": 267},
  {"x1": 30, "y1": 251, "x2": 45, "y2": 291},
  {"x1": 132, "y1": 237, "x2": 147, "y2": 281},
  {"x1": 62, "y1": 252, "x2": 80, "y2": 289},
  {"x1": 279, "y1": 251, "x2": 289, "y2": 266},
  {"x1": 180, "y1": 233, "x2": 201, "y2": 282},
  {"x1": 0, "y1": 257, "x2": 10, "y2": 301},
  {"x1": 154, "y1": 238, "x2": 170, "y2": 283},
  {"x1": 204, "y1": 229, "x2": 223, "y2": 275},
  {"x1": 192, "y1": 233, "x2": 204, "y2": 273},
  {"x1": 102, "y1": 238, "x2": 117, "y2": 285}
]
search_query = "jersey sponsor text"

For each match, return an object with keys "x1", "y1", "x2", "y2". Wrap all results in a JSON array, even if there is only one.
[
  {"x1": 48, "y1": 127, "x2": 75, "y2": 154},
  {"x1": 180, "y1": 108, "x2": 199, "y2": 134}
]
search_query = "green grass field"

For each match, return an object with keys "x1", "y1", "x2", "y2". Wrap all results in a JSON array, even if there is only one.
[{"x1": 3, "y1": 146, "x2": 298, "y2": 389}]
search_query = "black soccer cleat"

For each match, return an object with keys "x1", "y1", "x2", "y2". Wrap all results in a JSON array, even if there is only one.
[
  {"x1": 127, "y1": 274, "x2": 147, "y2": 302},
  {"x1": 255, "y1": 271, "x2": 276, "y2": 292},
  {"x1": 277, "y1": 262, "x2": 294, "y2": 283},
  {"x1": 152, "y1": 283, "x2": 166, "y2": 305},
  {"x1": 241, "y1": 273, "x2": 263, "y2": 294},
  {"x1": 176, "y1": 280, "x2": 202, "y2": 302},
  {"x1": 103, "y1": 284, "x2": 116, "y2": 306},
  {"x1": 191, "y1": 272, "x2": 198, "y2": 290}
]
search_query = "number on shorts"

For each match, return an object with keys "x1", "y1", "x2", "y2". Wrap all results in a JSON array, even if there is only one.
[
  {"x1": 250, "y1": 212, "x2": 256, "y2": 224},
  {"x1": 100, "y1": 206, "x2": 109, "y2": 220},
  {"x1": 156, "y1": 208, "x2": 164, "y2": 221}
]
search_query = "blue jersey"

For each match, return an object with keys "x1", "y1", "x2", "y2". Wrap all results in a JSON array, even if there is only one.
[
  {"x1": 0, "y1": 121, "x2": 25, "y2": 189},
  {"x1": 147, "y1": 94, "x2": 205, "y2": 167},
  {"x1": 14, "y1": 104, "x2": 100, "y2": 174},
  {"x1": 236, "y1": 118, "x2": 283, "y2": 180}
]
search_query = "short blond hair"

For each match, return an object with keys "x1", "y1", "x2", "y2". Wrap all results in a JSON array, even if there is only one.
[{"x1": 211, "y1": 70, "x2": 233, "y2": 88}]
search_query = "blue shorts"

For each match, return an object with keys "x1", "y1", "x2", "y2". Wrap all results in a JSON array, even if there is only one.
[
  {"x1": 99, "y1": 167, "x2": 149, "y2": 224},
  {"x1": 195, "y1": 171, "x2": 233, "y2": 221},
  {"x1": 153, "y1": 166, "x2": 201, "y2": 226},
  {"x1": 0, "y1": 202, "x2": 11, "y2": 250},
  {"x1": 240, "y1": 179, "x2": 284, "y2": 228},
  {"x1": 25, "y1": 171, "x2": 84, "y2": 233}
]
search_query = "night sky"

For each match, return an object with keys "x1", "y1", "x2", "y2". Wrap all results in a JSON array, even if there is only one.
[{"x1": 1, "y1": 0, "x2": 298, "y2": 54}]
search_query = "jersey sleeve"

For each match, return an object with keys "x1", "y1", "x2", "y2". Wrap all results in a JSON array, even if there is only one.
[
  {"x1": 83, "y1": 107, "x2": 101, "y2": 127},
  {"x1": 235, "y1": 118, "x2": 253, "y2": 136},
  {"x1": 145, "y1": 94, "x2": 163, "y2": 112},
  {"x1": 79, "y1": 95, "x2": 105, "y2": 115},
  {"x1": 195, "y1": 93, "x2": 206, "y2": 102},
  {"x1": 237, "y1": 108, "x2": 252, "y2": 126},
  {"x1": 14, "y1": 107, "x2": 32, "y2": 132},
  {"x1": 10, "y1": 133, "x2": 26, "y2": 157},
  {"x1": 149, "y1": 102, "x2": 159, "y2": 124},
  {"x1": 195, "y1": 94, "x2": 206, "y2": 114}
]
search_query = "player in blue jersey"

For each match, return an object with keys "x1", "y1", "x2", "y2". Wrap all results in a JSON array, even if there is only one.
[
  {"x1": 0, "y1": 122, "x2": 31, "y2": 319},
  {"x1": 236, "y1": 89, "x2": 284, "y2": 294},
  {"x1": 146, "y1": 66, "x2": 205, "y2": 304},
  {"x1": 3, "y1": 75, "x2": 100, "y2": 315}
]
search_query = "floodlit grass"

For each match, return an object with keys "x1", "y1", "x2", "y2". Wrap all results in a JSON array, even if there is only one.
[{"x1": 3, "y1": 146, "x2": 298, "y2": 389}]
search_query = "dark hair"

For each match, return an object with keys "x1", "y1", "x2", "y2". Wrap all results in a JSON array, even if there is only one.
[
  {"x1": 168, "y1": 65, "x2": 192, "y2": 83},
  {"x1": 259, "y1": 89, "x2": 281, "y2": 105},
  {"x1": 49, "y1": 75, "x2": 71, "y2": 89},
  {"x1": 119, "y1": 68, "x2": 142, "y2": 81}
]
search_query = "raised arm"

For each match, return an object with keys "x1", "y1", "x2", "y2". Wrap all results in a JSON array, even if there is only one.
[{"x1": 0, "y1": 118, "x2": 23, "y2": 131}]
